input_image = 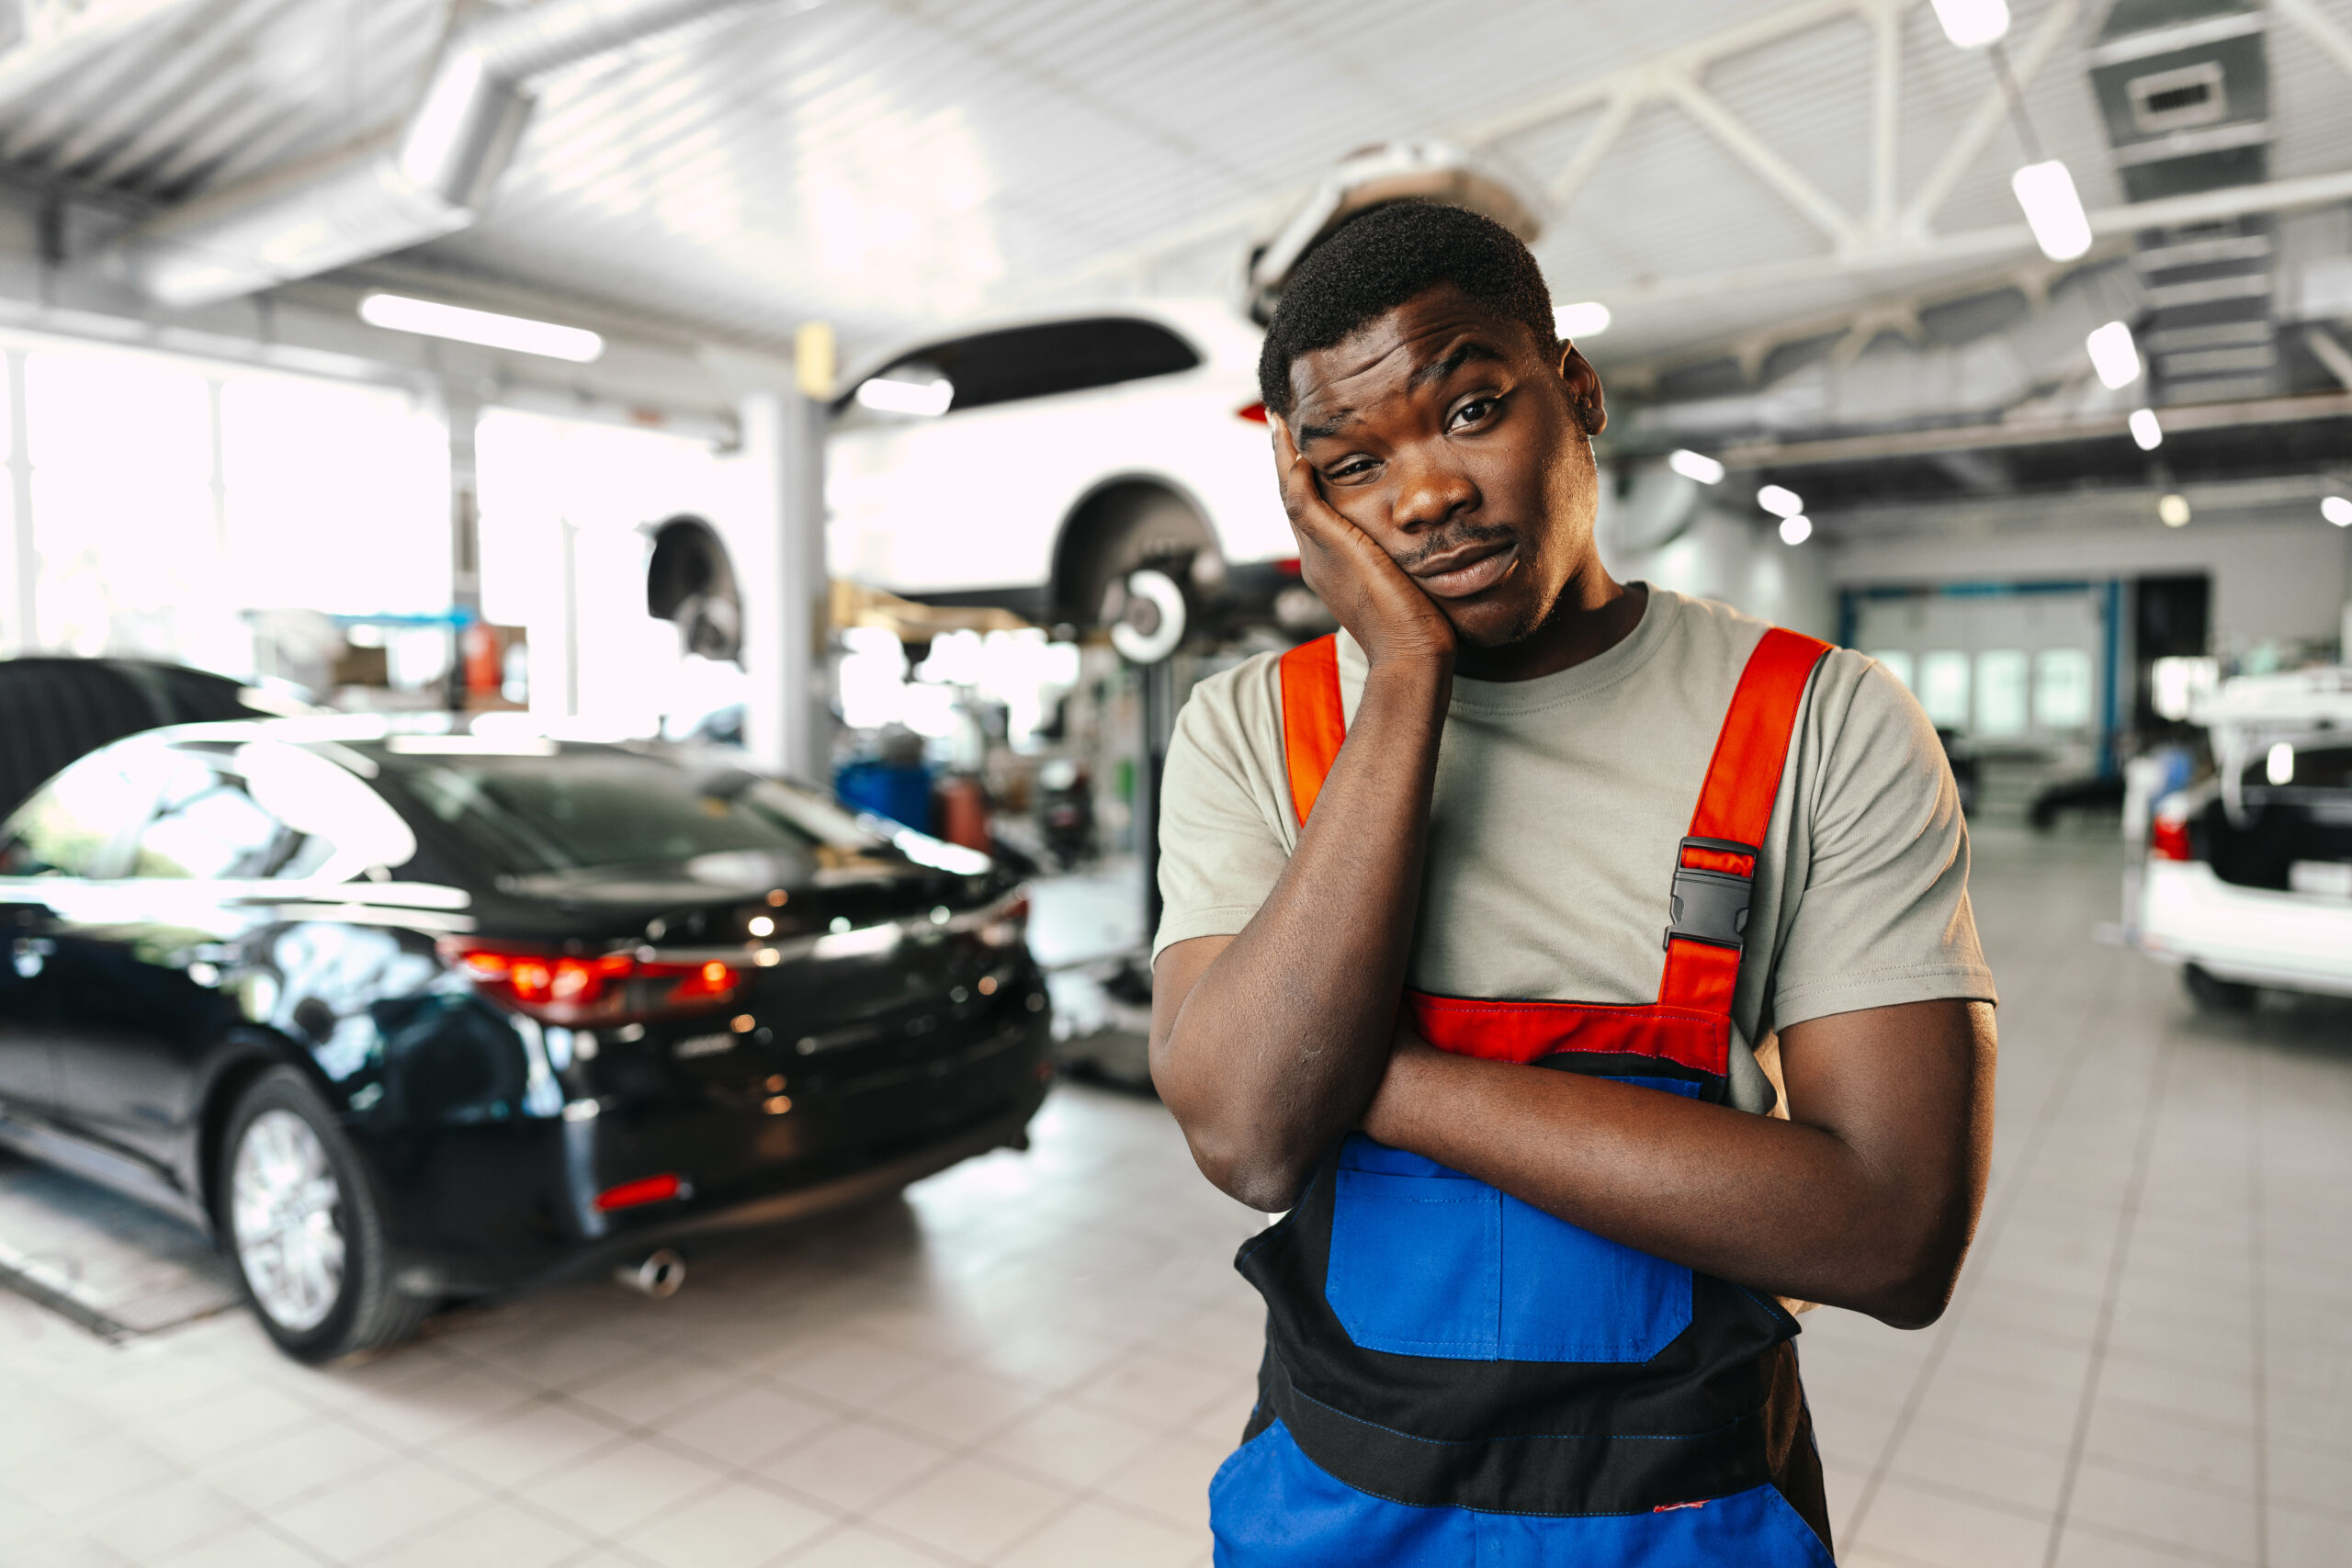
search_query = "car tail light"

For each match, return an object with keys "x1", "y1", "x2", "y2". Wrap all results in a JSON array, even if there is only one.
[
  {"x1": 978, "y1": 890, "x2": 1030, "y2": 950},
  {"x1": 1237, "y1": 400, "x2": 1269, "y2": 423},
  {"x1": 441, "y1": 941, "x2": 740, "y2": 1024},
  {"x1": 1272, "y1": 558, "x2": 1302, "y2": 577},
  {"x1": 2150, "y1": 814, "x2": 2193, "y2": 862},
  {"x1": 594, "y1": 1173, "x2": 684, "y2": 1212}
]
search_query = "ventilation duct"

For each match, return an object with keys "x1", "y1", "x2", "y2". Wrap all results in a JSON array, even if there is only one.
[
  {"x1": 107, "y1": 0, "x2": 774, "y2": 310},
  {"x1": 1629, "y1": 265, "x2": 2151, "y2": 447},
  {"x1": 2086, "y1": 0, "x2": 2281, "y2": 402}
]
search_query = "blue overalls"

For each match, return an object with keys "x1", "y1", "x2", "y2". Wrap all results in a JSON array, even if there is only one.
[{"x1": 1209, "y1": 626, "x2": 1838, "y2": 1566}]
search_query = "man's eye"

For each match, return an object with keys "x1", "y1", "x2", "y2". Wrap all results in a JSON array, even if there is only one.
[
  {"x1": 1449, "y1": 397, "x2": 1499, "y2": 431},
  {"x1": 1326, "y1": 458, "x2": 1374, "y2": 479}
]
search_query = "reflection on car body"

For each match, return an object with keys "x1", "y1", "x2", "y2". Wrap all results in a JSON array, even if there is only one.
[{"x1": 0, "y1": 720, "x2": 1052, "y2": 1360}]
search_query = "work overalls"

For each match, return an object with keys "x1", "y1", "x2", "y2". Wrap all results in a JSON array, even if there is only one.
[{"x1": 1208, "y1": 626, "x2": 1839, "y2": 1567}]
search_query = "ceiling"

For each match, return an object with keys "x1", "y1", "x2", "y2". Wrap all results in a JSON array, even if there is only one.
[{"x1": 2, "y1": 0, "x2": 2347, "y2": 367}]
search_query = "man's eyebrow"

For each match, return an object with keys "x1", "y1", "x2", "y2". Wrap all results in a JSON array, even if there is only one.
[
  {"x1": 1410, "y1": 340, "x2": 1507, "y2": 390},
  {"x1": 1295, "y1": 412, "x2": 1354, "y2": 443}
]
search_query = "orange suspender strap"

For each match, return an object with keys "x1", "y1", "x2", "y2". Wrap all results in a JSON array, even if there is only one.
[
  {"x1": 1278, "y1": 634, "x2": 1347, "y2": 828},
  {"x1": 1656, "y1": 626, "x2": 1831, "y2": 1017}
]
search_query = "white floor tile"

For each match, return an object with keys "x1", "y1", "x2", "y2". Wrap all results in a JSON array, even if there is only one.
[
  {"x1": 992, "y1": 1497, "x2": 1201, "y2": 1568},
  {"x1": 616, "y1": 1478, "x2": 834, "y2": 1568},
  {"x1": 864, "y1": 1453, "x2": 1075, "y2": 1562},
  {"x1": 757, "y1": 1416, "x2": 956, "y2": 1514}
]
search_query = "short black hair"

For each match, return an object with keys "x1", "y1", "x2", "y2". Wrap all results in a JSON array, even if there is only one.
[{"x1": 1256, "y1": 199, "x2": 1557, "y2": 417}]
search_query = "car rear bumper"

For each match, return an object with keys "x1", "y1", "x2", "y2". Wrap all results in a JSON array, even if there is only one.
[
  {"x1": 380, "y1": 1012, "x2": 1054, "y2": 1297},
  {"x1": 2136, "y1": 860, "x2": 2352, "y2": 997},
  {"x1": 390, "y1": 1087, "x2": 1046, "y2": 1298}
]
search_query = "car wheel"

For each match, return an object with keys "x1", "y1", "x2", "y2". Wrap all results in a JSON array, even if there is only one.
[
  {"x1": 220, "y1": 1066, "x2": 425, "y2": 1362},
  {"x1": 1055, "y1": 483, "x2": 1218, "y2": 629},
  {"x1": 2182, "y1": 964, "x2": 2257, "y2": 1013}
]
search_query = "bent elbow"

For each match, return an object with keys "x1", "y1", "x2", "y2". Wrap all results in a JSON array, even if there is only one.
[
  {"x1": 1859, "y1": 1240, "x2": 1967, "y2": 1330},
  {"x1": 1185, "y1": 1130, "x2": 1315, "y2": 1215}
]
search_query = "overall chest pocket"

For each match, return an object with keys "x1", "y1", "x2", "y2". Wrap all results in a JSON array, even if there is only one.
[{"x1": 1323, "y1": 1089, "x2": 1696, "y2": 1363}]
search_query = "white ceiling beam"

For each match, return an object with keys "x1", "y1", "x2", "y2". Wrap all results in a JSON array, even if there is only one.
[
  {"x1": 1898, "y1": 0, "x2": 2078, "y2": 239},
  {"x1": 1600, "y1": 167, "x2": 2352, "y2": 316},
  {"x1": 1717, "y1": 390, "x2": 2352, "y2": 468},
  {"x1": 1661, "y1": 70, "x2": 1860, "y2": 246},
  {"x1": 1022, "y1": 0, "x2": 1877, "y2": 305},
  {"x1": 1456, "y1": 0, "x2": 1868, "y2": 148},
  {"x1": 2306, "y1": 326, "x2": 2352, "y2": 391},
  {"x1": 1548, "y1": 88, "x2": 1644, "y2": 209},
  {"x1": 2273, "y1": 0, "x2": 2352, "y2": 83},
  {"x1": 1869, "y1": 0, "x2": 1902, "y2": 233}
]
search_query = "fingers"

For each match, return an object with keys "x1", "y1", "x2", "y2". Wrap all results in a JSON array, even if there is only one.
[{"x1": 1268, "y1": 415, "x2": 1340, "y2": 544}]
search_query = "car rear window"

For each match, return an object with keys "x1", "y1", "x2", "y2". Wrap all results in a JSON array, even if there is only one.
[
  {"x1": 376, "y1": 750, "x2": 888, "y2": 877},
  {"x1": 2237, "y1": 743, "x2": 2352, "y2": 793},
  {"x1": 842, "y1": 317, "x2": 1201, "y2": 419}
]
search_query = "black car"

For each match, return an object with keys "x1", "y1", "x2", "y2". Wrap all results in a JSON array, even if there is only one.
[{"x1": 0, "y1": 721, "x2": 1051, "y2": 1361}]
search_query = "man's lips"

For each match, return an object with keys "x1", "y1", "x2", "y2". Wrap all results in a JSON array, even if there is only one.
[{"x1": 1409, "y1": 539, "x2": 1518, "y2": 599}]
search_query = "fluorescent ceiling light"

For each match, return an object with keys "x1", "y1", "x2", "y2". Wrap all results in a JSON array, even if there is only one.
[
  {"x1": 2129, "y1": 408, "x2": 2163, "y2": 450},
  {"x1": 2323, "y1": 495, "x2": 2352, "y2": 526},
  {"x1": 1930, "y1": 0, "x2": 2009, "y2": 49},
  {"x1": 2086, "y1": 321, "x2": 2141, "y2": 389},
  {"x1": 2158, "y1": 493, "x2": 2190, "y2": 527},
  {"x1": 358, "y1": 293, "x2": 604, "y2": 362},
  {"x1": 1667, "y1": 448, "x2": 1724, "y2": 485},
  {"x1": 2010, "y1": 161, "x2": 2092, "y2": 262},
  {"x1": 854, "y1": 375, "x2": 955, "y2": 417},
  {"x1": 1756, "y1": 484, "x2": 1804, "y2": 517},
  {"x1": 1778, "y1": 514, "x2": 1813, "y2": 546},
  {"x1": 1555, "y1": 301, "x2": 1611, "y2": 338}
]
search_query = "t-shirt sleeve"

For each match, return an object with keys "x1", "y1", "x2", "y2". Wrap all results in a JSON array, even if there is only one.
[
  {"x1": 1768, "y1": 656, "x2": 1997, "y2": 1029},
  {"x1": 1150, "y1": 662, "x2": 1294, "y2": 963}
]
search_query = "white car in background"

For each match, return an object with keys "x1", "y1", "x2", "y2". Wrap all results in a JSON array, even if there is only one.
[
  {"x1": 2138, "y1": 668, "x2": 2352, "y2": 1007},
  {"x1": 825, "y1": 299, "x2": 1298, "y2": 633}
]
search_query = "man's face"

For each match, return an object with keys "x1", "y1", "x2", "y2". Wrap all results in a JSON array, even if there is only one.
[{"x1": 1285, "y1": 285, "x2": 1607, "y2": 650}]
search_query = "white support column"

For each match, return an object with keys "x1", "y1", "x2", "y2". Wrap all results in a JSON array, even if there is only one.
[
  {"x1": 445, "y1": 385, "x2": 483, "y2": 617},
  {"x1": 5, "y1": 348, "x2": 33, "y2": 655},
  {"x1": 733, "y1": 387, "x2": 831, "y2": 784}
]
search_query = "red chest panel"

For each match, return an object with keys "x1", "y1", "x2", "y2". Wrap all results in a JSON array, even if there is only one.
[{"x1": 1276, "y1": 624, "x2": 1829, "y2": 1060}]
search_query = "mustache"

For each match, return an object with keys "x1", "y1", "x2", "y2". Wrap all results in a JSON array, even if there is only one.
[{"x1": 1393, "y1": 523, "x2": 1518, "y2": 573}]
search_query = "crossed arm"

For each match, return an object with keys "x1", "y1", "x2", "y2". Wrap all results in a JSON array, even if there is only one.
[{"x1": 1146, "y1": 425, "x2": 1996, "y2": 1332}]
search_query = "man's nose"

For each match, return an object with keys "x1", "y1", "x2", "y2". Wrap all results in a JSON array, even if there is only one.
[{"x1": 1390, "y1": 446, "x2": 1478, "y2": 535}]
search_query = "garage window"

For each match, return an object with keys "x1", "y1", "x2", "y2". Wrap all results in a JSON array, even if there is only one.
[
  {"x1": 1917, "y1": 650, "x2": 1972, "y2": 729},
  {"x1": 2033, "y1": 648, "x2": 2095, "y2": 730},
  {"x1": 852, "y1": 318, "x2": 1201, "y2": 418},
  {"x1": 1974, "y1": 649, "x2": 2030, "y2": 739}
]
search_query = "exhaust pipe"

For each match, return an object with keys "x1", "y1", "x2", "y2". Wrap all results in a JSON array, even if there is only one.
[{"x1": 616, "y1": 1248, "x2": 686, "y2": 1298}]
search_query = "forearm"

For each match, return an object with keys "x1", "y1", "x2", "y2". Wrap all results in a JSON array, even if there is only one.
[
  {"x1": 1154, "y1": 661, "x2": 1449, "y2": 1210},
  {"x1": 1363, "y1": 1004, "x2": 1995, "y2": 1325}
]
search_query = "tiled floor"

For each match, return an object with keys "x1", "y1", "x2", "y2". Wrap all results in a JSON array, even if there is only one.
[{"x1": 3, "y1": 821, "x2": 2348, "y2": 1565}]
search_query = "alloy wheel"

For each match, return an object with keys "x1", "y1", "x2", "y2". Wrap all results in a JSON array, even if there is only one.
[{"x1": 230, "y1": 1108, "x2": 346, "y2": 1331}]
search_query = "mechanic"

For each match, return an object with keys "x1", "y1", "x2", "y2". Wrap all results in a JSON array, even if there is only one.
[{"x1": 1148, "y1": 200, "x2": 1997, "y2": 1565}]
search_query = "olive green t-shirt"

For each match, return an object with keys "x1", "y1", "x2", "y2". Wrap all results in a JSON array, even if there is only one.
[{"x1": 1151, "y1": 587, "x2": 1995, "y2": 1115}]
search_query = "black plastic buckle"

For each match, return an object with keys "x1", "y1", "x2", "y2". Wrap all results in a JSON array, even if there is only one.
[{"x1": 1663, "y1": 836, "x2": 1758, "y2": 952}]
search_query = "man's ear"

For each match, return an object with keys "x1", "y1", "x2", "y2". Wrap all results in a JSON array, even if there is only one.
[{"x1": 1557, "y1": 343, "x2": 1608, "y2": 438}]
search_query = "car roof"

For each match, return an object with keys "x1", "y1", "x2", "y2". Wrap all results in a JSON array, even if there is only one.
[
  {"x1": 2189, "y1": 668, "x2": 2352, "y2": 731},
  {"x1": 119, "y1": 714, "x2": 684, "y2": 761},
  {"x1": 833, "y1": 294, "x2": 1261, "y2": 392}
]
